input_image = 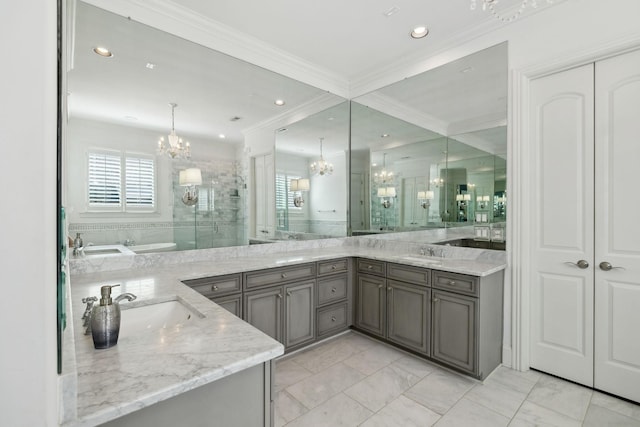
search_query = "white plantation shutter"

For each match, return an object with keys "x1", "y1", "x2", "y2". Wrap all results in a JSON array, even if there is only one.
[
  {"x1": 125, "y1": 156, "x2": 155, "y2": 208},
  {"x1": 276, "y1": 173, "x2": 301, "y2": 210},
  {"x1": 88, "y1": 153, "x2": 122, "y2": 207}
]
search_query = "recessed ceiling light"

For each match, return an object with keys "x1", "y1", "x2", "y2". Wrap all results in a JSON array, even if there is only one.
[
  {"x1": 328, "y1": 117, "x2": 335, "y2": 121},
  {"x1": 460, "y1": 66, "x2": 474, "y2": 74},
  {"x1": 274, "y1": 99, "x2": 285, "y2": 106},
  {"x1": 146, "y1": 62, "x2": 156, "y2": 69},
  {"x1": 230, "y1": 116, "x2": 241, "y2": 122},
  {"x1": 219, "y1": 134, "x2": 226, "y2": 139},
  {"x1": 383, "y1": 6, "x2": 400, "y2": 17},
  {"x1": 93, "y1": 46, "x2": 113, "y2": 57},
  {"x1": 381, "y1": 133, "x2": 390, "y2": 138},
  {"x1": 277, "y1": 128, "x2": 288, "y2": 133},
  {"x1": 410, "y1": 26, "x2": 429, "y2": 39},
  {"x1": 372, "y1": 163, "x2": 378, "y2": 167},
  {"x1": 124, "y1": 115, "x2": 138, "y2": 121}
]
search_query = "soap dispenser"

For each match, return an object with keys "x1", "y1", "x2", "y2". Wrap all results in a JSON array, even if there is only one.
[{"x1": 91, "y1": 284, "x2": 121, "y2": 349}]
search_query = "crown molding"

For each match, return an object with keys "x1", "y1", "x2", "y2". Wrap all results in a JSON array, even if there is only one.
[{"x1": 81, "y1": 0, "x2": 350, "y2": 98}]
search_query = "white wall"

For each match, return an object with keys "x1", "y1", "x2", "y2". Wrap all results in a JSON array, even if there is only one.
[
  {"x1": 0, "y1": 2, "x2": 58, "y2": 426},
  {"x1": 309, "y1": 151, "x2": 347, "y2": 221}
]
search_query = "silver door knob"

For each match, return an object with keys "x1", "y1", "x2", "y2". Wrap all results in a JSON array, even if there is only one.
[
  {"x1": 211, "y1": 285, "x2": 219, "y2": 291},
  {"x1": 599, "y1": 261, "x2": 625, "y2": 271},
  {"x1": 565, "y1": 260, "x2": 589, "y2": 269}
]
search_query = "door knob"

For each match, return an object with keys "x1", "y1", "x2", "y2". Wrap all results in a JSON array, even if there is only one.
[
  {"x1": 565, "y1": 260, "x2": 589, "y2": 269},
  {"x1": 599, "y1": 261, "x2": 625, "y2": 271}
]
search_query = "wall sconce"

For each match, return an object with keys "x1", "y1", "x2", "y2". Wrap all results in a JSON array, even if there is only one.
[
  {"x1": 290, "y1": 178, "x2": 310, "y2": 207},
  {"x1": 476, "y1": 195, "x2": 491, "y2": 209},
  {"x1": 377, "y1": 186, "x2": 396, "y2": 208},
  {"x1": 179, "y1": 168, "x2": 202, "y2": 206},
  {"x1": 456, "y1": 193, "x2": 471, "y2": 205},
  {"x1": 417, "y1": 190, "x2": 434, "y2": 209}
]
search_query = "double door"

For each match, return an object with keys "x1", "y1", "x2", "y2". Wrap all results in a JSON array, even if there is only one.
[{"x1": 529, "y1": 49, "x2": 640, "y2": 402}]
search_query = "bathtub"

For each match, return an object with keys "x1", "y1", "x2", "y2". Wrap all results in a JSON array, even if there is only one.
[{"x1": 128, "y1": 242, "x2": 177, "y2": 254}]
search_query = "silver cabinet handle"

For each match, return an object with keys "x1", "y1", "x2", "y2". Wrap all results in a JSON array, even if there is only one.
[
  {"x1": 331, "y1": 265, "x2": 337, "y2": 270},
  {"x1": 599, "y1": 261, "x2": 625, "y2": 271},
  {"x1": 448, "y1": 280, "x2": 456, "y2": 286},
  {"x1": 281, "y1": 273, "x2": 287, "y2": 278},
  {"x1": 432, "y1": 297, "x2": 439, "y2": 302},
  {"x1": 286, "y1": 290, "x2": 292, "y2": 297},
  {"x1": 367, "y1": 265, "x2": 373, "y2": 270},
  {"x1": 378, "y1": 284, "x2": 383, "y2": 289},
  {"x1": 277, "y1": 293, "x2": 283, "y2": 299},
  {"x1": 331, "y1": 287, "x2": 337, "y2": 293},
  {"x1": 211, "y1": 285, "x2": 219, "y2": 291},
  {"x1": 387, "y1": 287, "x2": 393, "y2": 292},
  {"x1": 331, "y1": 316, "x2": 336, "y2": 322},
  {"x1": 565, "y1": 260, "x2": 589, "y2": 269}
]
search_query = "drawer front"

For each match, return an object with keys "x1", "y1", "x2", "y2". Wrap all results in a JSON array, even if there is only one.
[
  {"x1": 317, "y1": 274, "x2": 348, "y2": 306},
  {"x1": 432, "y1": 271, "x2": 478, "y2": 296},
  {"x1": 213, "y1": 294, "x2": 242, "y2": 318},
  {"x1": 182, "y1": 273, "x2": 242, "y2": 298},
  {"x1": 317, "y1": 258, "x2": 349, "y2": 276},
  {"x1": 387, "y1": 263, "x2": 430, "y2": 286},
  {"x1": 244, "y1": 263, "x2": 316, "y2": 290},
  {"x1": 317, "y1": 303, "x2": 348, "y2": 337},
  {"x1": 356, "y1": 258, "x2": 385, "y2": 276}
]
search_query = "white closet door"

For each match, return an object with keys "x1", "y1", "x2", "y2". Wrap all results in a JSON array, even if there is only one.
[
  {"x1": 529, "y1": 64, "x2": 595, "y2": 386},
  {"x1": 594, "y1": 48, "x2": 640, "y2": 403}
]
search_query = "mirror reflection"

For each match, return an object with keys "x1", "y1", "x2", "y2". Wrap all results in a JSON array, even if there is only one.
[
  {"x1": 65, "y1": 2, "x2": 345, "y2": 253},
  {"x1": 350, "y1": 42, "x2": 507, "y2": 248},
  {"x1": 272, "y1": 102, "x2": 350, "y2": 242}
]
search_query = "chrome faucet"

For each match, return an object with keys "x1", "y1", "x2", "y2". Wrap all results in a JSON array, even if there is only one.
[
  {"x1": 123, "y1": 239, "x2": 136, "y2": 247},
  {"x1": 81, "y1": 296, "x2": 98, "y2": 335},
  {"x1": 114, "y1": 293, "x2": 137, "y2": 304}
]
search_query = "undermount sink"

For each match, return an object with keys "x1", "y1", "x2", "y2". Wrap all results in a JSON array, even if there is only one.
[
  {"x1": 83, "y1": 244, "x2": 135, "y2": 257},
  {"x1": 120, "y1": 299, "x2": 203, "y2": 337}
]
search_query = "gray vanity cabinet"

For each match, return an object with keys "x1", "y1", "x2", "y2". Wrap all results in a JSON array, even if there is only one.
[
  {"x1": 244, "y1": 286, "x2": 284, "y2": 343},
  {"x1": 430, "y1": 270, "x2": 504, "y2": 379},
  {"x1": 386, "y1": 279, "x2": 430, "y2": 354},
  {"x1": 283, "y1": 281, "x2": 315, "y2": 348},
  {"x1": 355, "y1": 273, "x2": 386, "y2": 337},
  {"x1": 182, "y1": 273, "x2": 243, "y2": 318}
]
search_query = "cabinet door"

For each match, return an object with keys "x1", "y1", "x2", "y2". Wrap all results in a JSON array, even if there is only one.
[
  {"x1": 431, "y1": 290, "x2": 476, "y2": 374},
  {"x1": 387, "y1": 280, "x2": 430, "y2": 354},
  {"x1": 284, "y1": 281, "x2": 315, "y2": 349},
  {"x1": 214, "y1": 294, "x2": 242, "y2": 318},
  {"x1": 355, "y1": 274, "x2": 386, "y2": 337},
  {"x1": 244, "y1": 287, "x2": 282, "y2": 342}
]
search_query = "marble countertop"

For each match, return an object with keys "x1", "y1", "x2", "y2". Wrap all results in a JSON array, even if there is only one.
[{"x1": 65, "y1": 241, "x2": 506, "y2": 426}]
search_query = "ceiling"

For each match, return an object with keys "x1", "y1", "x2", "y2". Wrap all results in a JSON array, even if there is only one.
[{"x1": 69, "y1": 0, "x2": 558, "y2": 153}]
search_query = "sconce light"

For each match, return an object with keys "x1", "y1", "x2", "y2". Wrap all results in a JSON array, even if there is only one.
[
  {"x1": 290, "y1": 178, "x2": 310, "y2": 207},
  {"x1": 377, "y1": 186, "x2": 396, "y2": 208},
  {"x1": 417, "y1": 190, "x2": 434, "y2": 209},
  {"x1": 179, "y1": 168, "x2": 202, "y2": 206},
  {"x1": 456, "y1": 194, "x2": 471, "y2": 205},
  {"x1": 476, "y1": 195, "x2": 491, "y2": 209}
]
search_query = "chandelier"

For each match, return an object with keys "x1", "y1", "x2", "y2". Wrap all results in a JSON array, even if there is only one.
[
  {"x1": 310, "y1": 138, "x2": 333, "y2": 176},
  {"x1": 157, "y1": 103, "x2": 191, "y2": 159},
  {"x1": 374, "y1": 153, "x2": 394, "y2": 184},
  {"x1": 470, "y1": 0, "x2": 553, "y2": 23}
]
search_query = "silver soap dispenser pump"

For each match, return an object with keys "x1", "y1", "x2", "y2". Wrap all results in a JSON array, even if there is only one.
[{"x1": 91, "y1": 284, "x2": 121, "y2": 349}]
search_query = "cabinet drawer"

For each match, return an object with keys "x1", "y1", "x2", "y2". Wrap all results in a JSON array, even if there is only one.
[
  {"x1": 317, "y1": 274, "x2": 348, "y2": 306},
  {"x1": 317, "y1": 302, "x2": 348, "y2": 337},
  {"x1": 357, "y1": 258, "x2": 385, "y2": 276},
  {"x1": 213, "y1": 294, "x2": 242, "y2": 318},
  {"x1": 244, "y1": 263, "x2": 316, "y2": 290},
  {"x1": 317, "y1": 258, "x2": 349, "y2": 276},
  {"x1": 432, "y1": 271, "x2": 478, "y2": 297},
  {"x1": 387, "y1": 263, "x2": 430, "y2": 286},
  {"x1": 182, "y1": 273, "x2": 242, "y2": 298}
]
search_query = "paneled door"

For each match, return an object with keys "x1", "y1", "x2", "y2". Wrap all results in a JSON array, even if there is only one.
[
  {"x1": 529, "y1": 63, "x2": 595, "y2": 387},
  {"x1": 593, "y1": 49, "x2": 640, "y2": 403}
]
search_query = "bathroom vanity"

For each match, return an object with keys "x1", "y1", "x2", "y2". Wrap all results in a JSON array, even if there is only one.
[{"x1": 64, "y1": 238, "x2": 505, "y2": 426}]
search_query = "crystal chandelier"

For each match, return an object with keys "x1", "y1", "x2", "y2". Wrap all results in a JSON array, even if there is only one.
[
  {"x1": 374, "y1": 153, "x2": 394, "y2": 184},
  {"x1": 157, "y1": 103, "x2": 191, "y2": 159},
  {"x1": 310, "y1": 138, "x2": 333, "y2": 176},
  {"x1": 470, "y1": 0, "x2": 552, "y2": 23}
]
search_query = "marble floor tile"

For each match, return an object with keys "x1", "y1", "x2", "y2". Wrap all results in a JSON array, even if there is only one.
[
  {"x1": 527, "y1": 374, "x2": 593, "y2": 421},
  {"x1": 274, "y1": 390, "x2": 308, "y2": 427},
  {"x1": 389, "y1": 355, "x2": 439, "y2": 379},
  {"x1": 359, "y1": 395, "x2": 441, "y2": 427},
  {"x1": 337, "y1": 332, "x2": 382, "y2": 352},
  {"x1": 464, "y1": 380, "x2": 528, "y2": 418},
  {"x1": 288, "y1": 337, "x2": 362, "y2": 373},
  {"x1": 591, "y1": 391, "x2": 640, "y2": 421},
  {"x1": 433, "y1": 397, "x2": 510, "y2": 427},
  {"x1": 343, "y1": 364, "x2": 420, "y2": 412},
  {"x1": 483, "y1": 365, "x2": 540, "y2": 394},
  {"x1": 510, "y1": 401, "x2": 583, "y2": 427},
  {"x1": 275, "y1": 358, "x2": 313, "y2": 392},
  {"x1": 403, "y1": 368, "x2": 475, "y2": 414},
  {"x1": 285, "y1": 362, "x2": 366, "y2": 409},
  {"x1": 583, "y1": 403, "x2": 640, "y2": 427},
  {"x1": 284, "y1": 393, "x2": 372, "y2": 427},
  {"x1": 342, "y1": 342, "x2": 404, "y2": 376}
]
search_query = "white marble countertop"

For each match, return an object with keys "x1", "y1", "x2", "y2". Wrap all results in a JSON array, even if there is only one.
[{"x1": 64, "y1": 240, "x2": 506, "y2": 426}]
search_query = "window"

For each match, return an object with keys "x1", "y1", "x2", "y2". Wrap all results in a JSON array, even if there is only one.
[
  {"x1": 88, "y1": 151, "x2": 155, "y2": 212},
  {"x1": 275, "y1": 173, "x2": 301, "y2": 211}
]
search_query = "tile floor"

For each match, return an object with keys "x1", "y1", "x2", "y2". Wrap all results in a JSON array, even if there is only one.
[{"x1": 274, "y1": 331, "x2": 640, "y2": 426}]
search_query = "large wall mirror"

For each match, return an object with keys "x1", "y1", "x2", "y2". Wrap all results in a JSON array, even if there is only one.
[
  {"x1": 64, "y1": 1, "x2": 346, "y2": 254},
  {"x1": 350, "y1": 42, "x2": 507, "y2": 246}
]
